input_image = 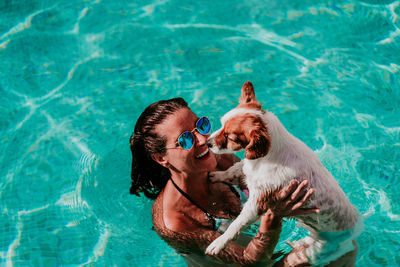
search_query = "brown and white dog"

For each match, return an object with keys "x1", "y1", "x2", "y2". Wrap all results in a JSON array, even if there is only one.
[{"x1": 205, "y1": 81, "x2": 362, "y2": 265}]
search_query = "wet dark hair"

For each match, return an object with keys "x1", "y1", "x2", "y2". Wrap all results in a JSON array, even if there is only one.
[{"x1": 129, "y1": 97, "x2": 189, "y2": 199}]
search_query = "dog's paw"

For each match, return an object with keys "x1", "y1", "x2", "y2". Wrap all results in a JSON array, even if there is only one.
[
  {"x1": 205, "y1": 237, "x2": 228, "y2": 255},
  {"x1": 208, "y1": 171, "x2": 227, "y2": 183}
]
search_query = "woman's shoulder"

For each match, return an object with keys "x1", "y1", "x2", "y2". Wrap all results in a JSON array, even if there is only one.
[
  {"x1": 165, "y1": 210, "x2": 198, "y2": 232},
  {"x1": 152, "y1": 191, "x2": 199, "y2": 233},
  {"x1": 152, "y1": 193, "x2": 206, "y2": 255}
]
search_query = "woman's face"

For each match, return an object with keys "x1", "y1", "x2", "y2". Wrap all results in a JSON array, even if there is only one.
[{"x1": 155, "y1": 108, "x2": 217, "y2": 175}]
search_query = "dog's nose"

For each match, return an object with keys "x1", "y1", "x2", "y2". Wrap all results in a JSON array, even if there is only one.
[{"x1": 206, "y1": 139, "x2": 213, "y2": 148}]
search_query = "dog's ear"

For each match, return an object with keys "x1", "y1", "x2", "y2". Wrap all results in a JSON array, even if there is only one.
[
  {"x1": 239, "y1": 81, "x2": 261, "y2": 108},
  {"x1": 245, "y1": 127, "x2": 270, "y2": 159}
]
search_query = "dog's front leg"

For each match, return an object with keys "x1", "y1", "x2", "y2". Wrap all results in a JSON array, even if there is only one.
[
  {"x1": 205, "y1": 192, "x2": 259, "y2": 255},
  {"x1": 208, "y1": 161, "x2": 244, "y2": 184}
]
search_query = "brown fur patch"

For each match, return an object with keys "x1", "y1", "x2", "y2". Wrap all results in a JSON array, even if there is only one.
[
  {"x1": 239, "y1": 81, "x2": 261, "y2": 108},
  {"x1": 214, "y1": 113, "x2": 271, "y2": 159},
  {"x1": 245, "y1": 126, "x2": 270, "y2": 159},
  {"x1": 237, "y1": 102, "x2": 262, "y2": 110},
  {"x1": 213, "y1": 81, "x2": 269, "y2": 158}
]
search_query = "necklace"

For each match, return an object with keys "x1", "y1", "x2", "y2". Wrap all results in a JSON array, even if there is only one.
[{"x1": 169, "y1": 177, "x2": 216, "y2": 229}]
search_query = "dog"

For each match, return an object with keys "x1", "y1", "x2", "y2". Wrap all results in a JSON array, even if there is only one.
[{"x1": 205, "y1": 81, "x2": 362, "y2": 265}]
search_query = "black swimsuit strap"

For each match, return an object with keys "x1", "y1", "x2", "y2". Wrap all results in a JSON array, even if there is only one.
[
  {"x1": 223, "y1": 182, "x2": 241, "y2": 199},
  {"x1": 169, "y1": 177, "x2": 216, "y2": 228}
]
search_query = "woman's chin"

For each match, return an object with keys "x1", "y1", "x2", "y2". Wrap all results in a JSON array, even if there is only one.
[{"x1": 195, "y1": 152, "x2": 217, "y2": 170}]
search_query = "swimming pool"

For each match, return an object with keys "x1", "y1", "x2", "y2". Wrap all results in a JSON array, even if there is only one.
[{"x1": 0, "y1": 0, "x2": 399, "y2": 265}]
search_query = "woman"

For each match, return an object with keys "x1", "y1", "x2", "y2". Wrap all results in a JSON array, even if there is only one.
[{"x1": 129, "y1": 98, "x2": 355, "y2": 266}]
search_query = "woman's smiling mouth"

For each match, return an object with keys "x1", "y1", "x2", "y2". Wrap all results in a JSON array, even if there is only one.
[{"x1": 195, "y1": 148, "x2": 210, "y2": 159}]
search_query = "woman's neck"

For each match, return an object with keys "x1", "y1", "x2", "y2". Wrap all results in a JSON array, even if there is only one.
[{"x1": 169, "y1": 171, "x2": 209, "y2": 197}]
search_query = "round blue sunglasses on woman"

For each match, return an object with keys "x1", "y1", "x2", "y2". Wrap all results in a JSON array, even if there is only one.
[{"x1": 166, "y1": 117, "x2": 211, "y2": 150}]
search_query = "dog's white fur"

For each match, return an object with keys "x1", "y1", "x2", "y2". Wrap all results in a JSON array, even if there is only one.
[{"x1": 206, "y1": 105, "x2": 361, "y2": 264}]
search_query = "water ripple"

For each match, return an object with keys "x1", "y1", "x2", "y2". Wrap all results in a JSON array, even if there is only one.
[
  {"x1": 0, "y1": 5, "x2": 57, "y2": 45},
  {"x1": 78, "y1": 221, "x2": 111, "y2": 266},
  {"x1": 5, "y1": 205, "x2": 50, "y2": 266},
  {"x1": 10, "y1": 53, "x2": 100, "y2": 132},
  {"x1": 136, "y1": 0, "x2": 170, "y2": 19},
  {"x1": 69, "y1": 0, "x2": 102, "y2": 34},
  {"x1": 164, "y1": 23, "x2": 309, "y2": 65}
]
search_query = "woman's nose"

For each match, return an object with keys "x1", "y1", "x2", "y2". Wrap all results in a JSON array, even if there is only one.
[{"x1": 194, "y1": 131, "x2": 207, "y2": 146}]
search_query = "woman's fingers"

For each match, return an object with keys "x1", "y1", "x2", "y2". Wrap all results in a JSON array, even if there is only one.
[
  {"x1": 291, "y1": 188, "x2": 315, "y2": 211},
  {"x1": 269, "y1": 179, "x2": 319, "y2": 218},
  {"x1": 290, "y1": 208, "x2": 320, "y2": 216},
  {"x1": 279, "y1": 180, "x2": 299, "y2": 200},
  {"x1": 289, "y1": 180, "x2": 309, "y2": 202}
]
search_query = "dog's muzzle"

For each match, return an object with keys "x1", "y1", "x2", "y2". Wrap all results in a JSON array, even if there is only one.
[{"x1": 206, "y1": 138, "x2": 214, "y2": 148}]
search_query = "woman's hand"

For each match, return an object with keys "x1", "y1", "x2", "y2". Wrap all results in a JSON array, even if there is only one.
[
  {"x1": 258, "y1": 180, "x2": 319, "y2": 218},
  {"x1": 273, "y1": 245, "x2": 311, "y2": 267}
]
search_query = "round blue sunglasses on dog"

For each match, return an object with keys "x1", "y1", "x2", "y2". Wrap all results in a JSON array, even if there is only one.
[{"x1": 166, "y1": 117, "x2": 211, "y2": 150}]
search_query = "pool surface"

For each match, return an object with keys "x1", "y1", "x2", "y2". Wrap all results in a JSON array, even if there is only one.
[{"x1": 1, "y1": 0, "x2": 399, "y2": 266}]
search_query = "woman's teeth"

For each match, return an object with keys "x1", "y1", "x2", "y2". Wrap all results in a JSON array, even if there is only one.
[{"x1": 195, "y1": 148, "x2": 209, "y2": 159}]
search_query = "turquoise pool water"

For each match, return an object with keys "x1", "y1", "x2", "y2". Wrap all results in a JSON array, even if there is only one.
[{"x1": 1, "y1": 0, "x2": 399, "y2": 266}]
